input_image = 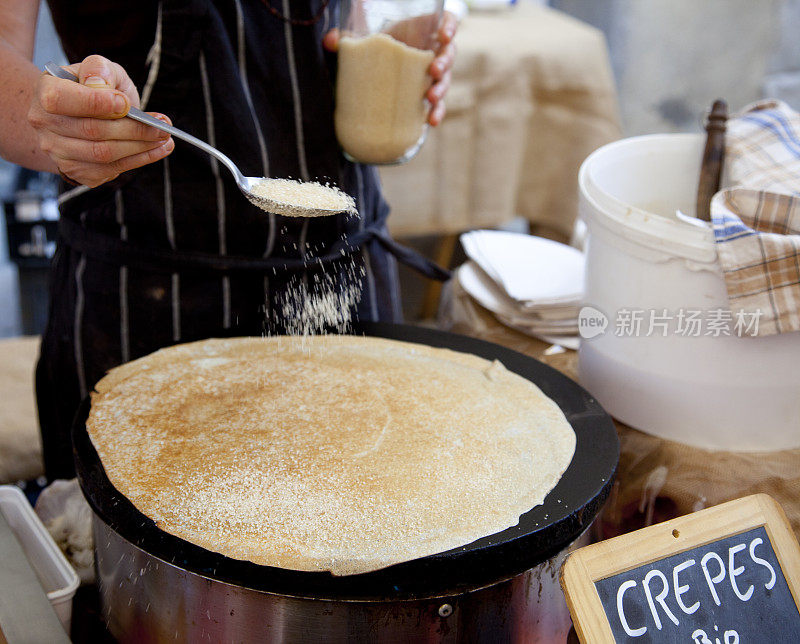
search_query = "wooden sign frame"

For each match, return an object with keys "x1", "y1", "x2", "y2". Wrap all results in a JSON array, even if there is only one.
[{"x1": 561, "y1": 494, "x2": 800, "y2": 643}]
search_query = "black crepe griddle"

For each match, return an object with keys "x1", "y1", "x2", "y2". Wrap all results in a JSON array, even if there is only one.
[{"x1": 73, "y1": 322, "x2": 619, "y2": 600}]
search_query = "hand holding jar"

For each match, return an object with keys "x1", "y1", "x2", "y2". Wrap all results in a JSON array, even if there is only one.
[{"x1": 324, "y1": 1, "x2": 457, "y2": 165}]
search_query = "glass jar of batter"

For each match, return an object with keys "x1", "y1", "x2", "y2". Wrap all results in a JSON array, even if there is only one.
[{"x1": 335, "y1": 0, "x2": 444, "y2": 165}]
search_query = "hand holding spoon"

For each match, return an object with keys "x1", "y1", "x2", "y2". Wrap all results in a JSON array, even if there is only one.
[{"x1": 44, "y1": 62, "x2": 352, "y2": 217}]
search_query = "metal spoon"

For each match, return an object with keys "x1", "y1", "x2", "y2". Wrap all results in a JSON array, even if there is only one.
[{"x1": 44, "y1": 61, "x2": 345, "y2": 217}]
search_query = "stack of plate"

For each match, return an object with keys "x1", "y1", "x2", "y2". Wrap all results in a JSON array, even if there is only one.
[{"x1": 457, "y1": 230, "x2": 584, "y2": 349}]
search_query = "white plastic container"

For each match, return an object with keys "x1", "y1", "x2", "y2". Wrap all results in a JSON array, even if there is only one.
[
  {"x1": 578, "y1": 134, "x2": 800, "y2": 451},
  {"x1": 0, "y1": 485, "x2": 79, "y2": 632}
]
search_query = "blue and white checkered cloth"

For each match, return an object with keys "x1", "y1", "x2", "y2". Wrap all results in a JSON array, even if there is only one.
[{"x1": 711, "y1": 100, "x2": 800, "y2": 336}]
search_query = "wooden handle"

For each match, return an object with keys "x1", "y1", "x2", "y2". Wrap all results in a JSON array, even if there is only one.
[{"x1": 696, "y1": 99, "x2": 728, "y2": 222}]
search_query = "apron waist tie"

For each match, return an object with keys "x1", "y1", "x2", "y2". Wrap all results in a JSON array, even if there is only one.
[
  {"x1": 58, "y1": 217, "x2": 451, "y2": 281},
  {"x1": 368, "y1": 228, "x2": 451, "y2": 281}
]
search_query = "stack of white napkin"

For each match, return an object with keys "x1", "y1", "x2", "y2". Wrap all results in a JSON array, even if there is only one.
[{"x1": 458, "y1": 230, "x2": 584, "y2": 349}]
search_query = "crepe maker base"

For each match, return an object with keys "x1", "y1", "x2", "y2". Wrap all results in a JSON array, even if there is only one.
[{"x1": 73, "y1": 322, "x2": 619, "y2": 600}]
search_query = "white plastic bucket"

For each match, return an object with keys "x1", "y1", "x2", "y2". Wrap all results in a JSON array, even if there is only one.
[
  {"x1": 578, "y1": 134, "x2": 800, "y2": 451},
  {"x1": 0, "y1": 485, "x2": 79, "y2": 633}
]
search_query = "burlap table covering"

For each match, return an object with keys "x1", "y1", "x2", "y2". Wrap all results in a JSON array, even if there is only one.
[
  {"x1": 0, "y1": 337, "x2": 44, "y2": 483},
  {"x1": 381, "y1": 3, "x2": 621, "y2": 239},
  {"x1": 440, "y1": 279, "x2": 800, "y2": 540}
]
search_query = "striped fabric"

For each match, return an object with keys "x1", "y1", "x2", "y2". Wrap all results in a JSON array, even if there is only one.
[
  {"x1": 711, "y1": 100, "x2": 800, "y2": 336},
  {"x1": 38, "y1": 0, "x2": 404, "y2": 479}
]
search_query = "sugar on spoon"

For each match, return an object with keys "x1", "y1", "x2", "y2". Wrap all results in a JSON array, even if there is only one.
[{"x1": 44, "y1": 62, "x2": 354, "y2": 218}]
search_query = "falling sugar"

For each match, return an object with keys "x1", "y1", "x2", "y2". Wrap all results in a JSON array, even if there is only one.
[
  {"x1": 272, "y1": 260, "x2": 365, "y2": 338},
  {"x1": 254, "y1": 178, "x2": 365, "y2": 339}
]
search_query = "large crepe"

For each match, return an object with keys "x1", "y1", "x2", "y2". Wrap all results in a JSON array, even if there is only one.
[{"x1": 87, "y1": 336, "x2": 576, "y2": 576}]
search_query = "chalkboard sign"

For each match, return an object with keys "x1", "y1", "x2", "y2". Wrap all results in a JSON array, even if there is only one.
[{"x1": 561, "y1": 494, "x2": 800, "y2": 643}]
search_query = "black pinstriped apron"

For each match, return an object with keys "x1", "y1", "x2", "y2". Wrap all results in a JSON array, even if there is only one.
[{"x1": 39, "y1": 0, "x2": 447, "y2": 479}]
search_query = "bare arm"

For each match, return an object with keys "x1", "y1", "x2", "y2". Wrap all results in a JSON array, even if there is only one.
[
  {"x1": 0, "y1": 0, "x2": 175, "y2": 186},
  {"x1": 0, "y1": 0, "x2": 56, "y2": 171}
]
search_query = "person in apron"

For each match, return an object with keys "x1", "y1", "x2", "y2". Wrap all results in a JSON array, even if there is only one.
[{"x1": 1, "y1": 0, "x2": 456, "y2": 479}]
